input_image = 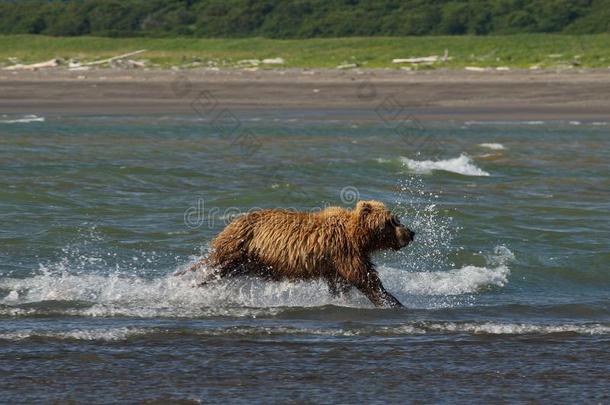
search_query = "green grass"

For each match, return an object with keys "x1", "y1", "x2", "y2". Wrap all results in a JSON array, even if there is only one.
[{"x1": 1, "y1": 34, "x2": 609, "y2": 69}]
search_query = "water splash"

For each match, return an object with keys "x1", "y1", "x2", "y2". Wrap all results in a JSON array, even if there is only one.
[
  {"x1": 391, "y1": 175, "x2": 455, "y2": 273},
  {"x1": 0, "y1": 173, "x2": 513, "y2": 317},
  {"x1": 0, "y1": 245, "x2": 512, "y2": 317}
]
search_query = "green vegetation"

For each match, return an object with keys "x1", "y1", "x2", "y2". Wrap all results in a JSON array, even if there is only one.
[
  {"x1": 1, "y1": 0, "x2": 610, "y2": 38},
  {"x1": 1, "y1": 34, "x2": 609, "y2": 69}
]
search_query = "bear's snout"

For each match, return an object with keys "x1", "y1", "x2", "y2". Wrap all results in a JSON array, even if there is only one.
[{"x1": 395, "y1": 226, "x2": 414, "y2": 249}]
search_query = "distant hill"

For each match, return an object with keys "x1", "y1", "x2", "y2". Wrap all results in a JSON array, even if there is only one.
[{"x1": 1, "y1": 0, "x2": 609, "y2": 38}]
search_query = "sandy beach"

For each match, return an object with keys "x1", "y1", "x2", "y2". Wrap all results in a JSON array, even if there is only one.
[{"x1": 1, "y1": 68, "x2": 610, "y2": 121}]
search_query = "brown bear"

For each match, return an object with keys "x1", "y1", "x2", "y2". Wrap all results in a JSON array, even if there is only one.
[{"x1": 186, "y1": 200, "x2": 415, "y2": 308}]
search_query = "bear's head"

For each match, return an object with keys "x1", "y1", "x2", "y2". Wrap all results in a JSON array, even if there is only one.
[{"x1": 353, "y1": 200, "x2": 415, "y2": 251}]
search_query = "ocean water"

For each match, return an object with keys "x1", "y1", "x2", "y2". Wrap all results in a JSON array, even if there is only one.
[{"x1": 0, "y1": 112, "x2": 609, "y2": 403}]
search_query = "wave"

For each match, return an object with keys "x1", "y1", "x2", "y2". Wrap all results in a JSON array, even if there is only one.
[
  {"x1": 0, "y1": 327, "x2": 149, "y2": 342},
  {"x1": 195, "y1": 322, "x2": 610, "y2": 337},
  {"x1": 0, "y1": 114, "x2": 45, "y2": 124},
  {"x1": 478, "y1": 143, "x2": 505, "y2": 150},
  {"x1": 464, "y1": 120, "x2": 546, "y2": 126},
  {"x1": 1, "y1": 321, "x2": 606, "y2": 342},
  {"x1": 383, "y1": 245, "x2": 512, "y2": 297},
  {"x1": 400, "y1": 154, "x2": 490, "y2": 176},
  {"x1": 381, "y1": 264, "x2": 509, "y2": 296},
  {"x1": 0, "y1": 247, "x2": 513, "y2": 318}
]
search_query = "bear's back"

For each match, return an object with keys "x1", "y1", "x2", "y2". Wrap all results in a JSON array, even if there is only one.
[{"x1": 237, "y1": 208, "x2": 353, "y2": 278}]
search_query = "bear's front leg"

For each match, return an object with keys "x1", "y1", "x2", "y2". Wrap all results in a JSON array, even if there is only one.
[
  {"x1": 340, "y1": 262, "x2": 403, "y2": 308},
  {"x1": 372, "y1": 284, "x2": 403, "y2": 308},
  {"x1": 356, "y1": 273, "x2": 403, "y2": 308}
]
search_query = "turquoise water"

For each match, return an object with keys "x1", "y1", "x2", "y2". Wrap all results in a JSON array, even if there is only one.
[{"x1": 1, "y1": 113, "x2": 609, "y2": 403}]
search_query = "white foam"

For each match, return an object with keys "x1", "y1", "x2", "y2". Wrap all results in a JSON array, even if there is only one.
[
  {"x1": 0, "y1": 269, "x2": 288, "y2": 318},
  {"x1": 382, "y1": 245, "x2": 513, "y2": 296},
  {"x1": 2, "y1": 321, "x2": 605, "y2": 341},
  {"x1": 422, "y1": 322, "x2": 610, "y2": 335},
  {"x1": 0, "y1": 267, "x2": 343, "y2": 317},
  {"x1": 381, "y1": 264, "x2": 509, "y2": 295},
  {"x1": 0, "y1": 327, "x2": 149, "y2": 341},
  {"x1": 195, "y1": 320, "x2": 609, "y2": 337},
  {"x1": 401, "y1": 154, "x2": 490, "y2": 176},
  {"x1": 0, "y1": 247, "x2": 513, "y2": 316},
  {"x1": 0, "y1": 114, "x2": 45, "y2": 124},
  {"x1": 478, "y1": 143, "x2": 505, "y2": 150},
  {"x1": 464, "y1": 120, "x2": 546, "y2": 126}
]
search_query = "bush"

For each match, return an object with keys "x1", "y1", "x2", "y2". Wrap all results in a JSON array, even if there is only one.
[{"x1": 0, "y1": 0, "x2": 607, "y2": 38}]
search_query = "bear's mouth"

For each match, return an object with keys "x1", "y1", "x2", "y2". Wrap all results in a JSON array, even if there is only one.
[
  {"x1": 395, "y1": 240, "x2": 410, "y2": 250},
  {"x1": 395, "y1": 228, "x2": 415, "y2": 249}
]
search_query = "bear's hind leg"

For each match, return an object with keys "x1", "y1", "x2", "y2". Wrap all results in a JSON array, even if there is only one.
[
  {"x1": 326, "y1": 276, "x2": 352, "y2": 298},
  {"x1": 197, "y1": 259, "x2": 250, "y2": 286},
  {"x1": 199, "y1": 252, "x2": 272, "y2": 286}
]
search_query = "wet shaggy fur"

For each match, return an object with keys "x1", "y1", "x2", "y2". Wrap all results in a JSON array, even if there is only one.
[{"x1": 188, "y1": 200, "x2": 414, "y2": 307}]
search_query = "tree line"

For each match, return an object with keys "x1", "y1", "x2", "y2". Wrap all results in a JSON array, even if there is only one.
[{"x1": 1, "y1": 0, "x2": 608, "y2": 38}]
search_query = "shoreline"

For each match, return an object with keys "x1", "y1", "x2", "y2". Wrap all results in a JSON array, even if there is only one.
[{"x1": 2, "y1": 68, "x2": 610, "y2": 121}]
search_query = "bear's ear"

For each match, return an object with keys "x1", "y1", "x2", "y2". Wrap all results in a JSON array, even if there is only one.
[{"x1": 355, "y1": 200, "x2": 373, "y2": 217}]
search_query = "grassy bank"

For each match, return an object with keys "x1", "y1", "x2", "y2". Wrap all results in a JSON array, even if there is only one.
[{"x1": 1, "y1": 34, "x2": 609, "y2": 69}]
